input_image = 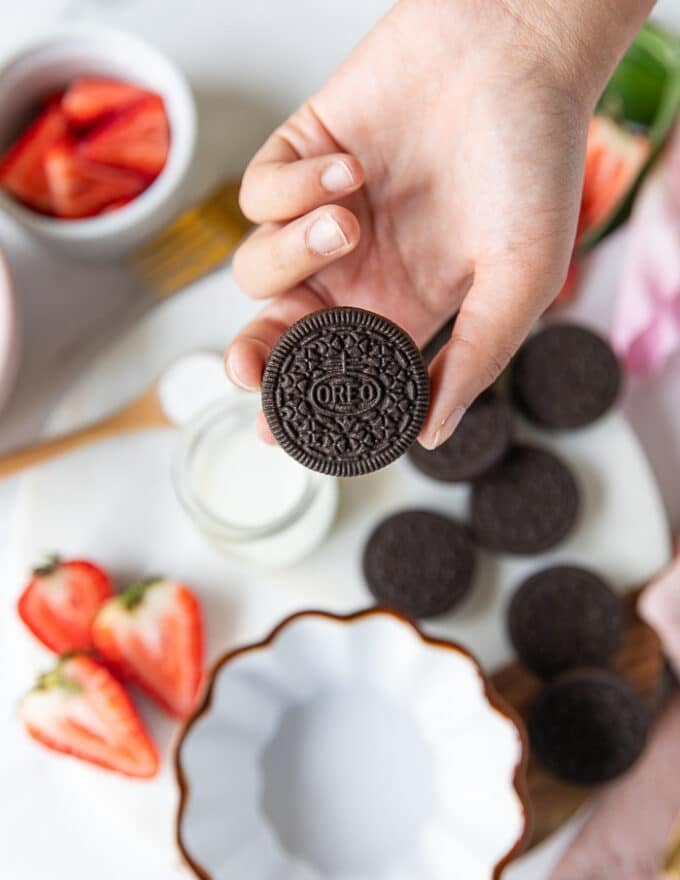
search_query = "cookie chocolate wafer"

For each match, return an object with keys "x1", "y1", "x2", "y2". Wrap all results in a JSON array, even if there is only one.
[{"x1": 262, "y1": 308, "x2": 430, "y2": 477}]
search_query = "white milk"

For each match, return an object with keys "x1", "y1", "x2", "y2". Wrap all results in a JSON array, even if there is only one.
[
  {"x1": 192, "y1": 421, "x2": 309, "y2": 527},
  {"x1": 174, "y1": 395, "x2": 338, "y2": 568}
]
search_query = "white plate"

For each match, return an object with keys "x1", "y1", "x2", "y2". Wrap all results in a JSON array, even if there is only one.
[{"x1": 0, "y1": 268, "x2": 672, "y2": 880}]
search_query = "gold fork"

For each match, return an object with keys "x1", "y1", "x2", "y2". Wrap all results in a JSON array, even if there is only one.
[{"x1": 129, "y1": 180, "x2": 251, "y2": 297}]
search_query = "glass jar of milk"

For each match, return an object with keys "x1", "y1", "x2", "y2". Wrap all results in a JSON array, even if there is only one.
[{"x1": 173, "y1": 394, "x2": 338, "y2": 567}]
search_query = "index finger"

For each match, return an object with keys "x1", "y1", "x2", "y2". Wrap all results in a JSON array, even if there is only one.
[{"x1": 239, "y1": 126, "x2": 363, "y2": 223}]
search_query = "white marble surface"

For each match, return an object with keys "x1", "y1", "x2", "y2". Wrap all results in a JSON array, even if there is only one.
[{"x1": 0, "y1": 2, "x2": 679, "y2": 879}]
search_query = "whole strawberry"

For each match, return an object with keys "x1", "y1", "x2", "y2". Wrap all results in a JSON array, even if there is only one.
[
  {"x1": 93, "y1": 577, "x2": 204, "y2": 719},
  {"x1": 18, "y1": 556, "x2": 114, "y2": 654}
]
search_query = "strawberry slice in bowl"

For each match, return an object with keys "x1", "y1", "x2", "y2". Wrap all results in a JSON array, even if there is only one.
[
  {"x1": 45, "y1": 137, "x2": 147, "y2": 219},
  {"x1": 0, "y1": 29, "x2": 196, "y2": 257},
  {"x1": 80, "y1": 95, "x2": 170, "y2": 180},
  {"x1": 17, "y1": 556, "x2": 114, "y2": 654},
  {"x1": 20, "y1": 654, "x2": 159, "y2": 778},
  {"x1": 0, "y1": 102, "x2": 67, "y2": 214},
  {"x1": 62, "y1": 77, "x2": 152, "y2": 127},
  {"x1": 93, "y1": 577, "x2": 204, "y2": 719}
]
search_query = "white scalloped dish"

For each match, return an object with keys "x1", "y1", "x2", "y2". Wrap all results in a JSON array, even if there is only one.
[{"x1": 176, "y1": 610, "x2": 528, "y2": 880}]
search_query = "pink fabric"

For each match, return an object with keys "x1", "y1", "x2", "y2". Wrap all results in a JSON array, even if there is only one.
[
  {"x1": 639, "y1": 546, "x2": 680, "y2": 674},
  {"x1": 612, "y1": 125, "x2": 680, "y2": 375}
]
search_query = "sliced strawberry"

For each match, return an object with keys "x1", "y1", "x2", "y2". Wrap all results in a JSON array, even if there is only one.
[
  {"x1": 17, "y1": 556, "x2": 114, "y2": 654},
  {"x1": 579, "y1": 116, "x2": 651, "y2": 234},
  {"x1": 42, "y1": 90, "x2": 67, "y2": 111},
  {"x1": 0, "y1": 104, "x2": 67, "y2": 213},
  {"x1": 80, "y1": 95, "x2": 170, "y2": 179},
  {"x1": 45, "y1": 137, "x2": 147, "y2": 219},
  {"x1": 101, "y1": 196, "x2": 135, "y2": 213},
  {"x1": 62, "y1": 77, "x2": 152, "y2": 127},
  {"x1": 20, "y1": 654, "x2": 159, "y2": 778},
  {"x1": 93, "y1": 578, "x2": 203, "y2": 719}
]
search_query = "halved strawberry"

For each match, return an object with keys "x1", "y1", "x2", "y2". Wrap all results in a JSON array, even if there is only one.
[
  {"x1": 80, "y1": 95, "x2": 170, "y2": 179},
  {"x1": 20, "y1": 654, "x2": 159, "y2": 778},
  {"x1": 17, "y1": 556, "x2": 114, "y2": 654},
  {"x1": 0, "y1": 104, "x2": 67, "y2": 213},
  {"x1": 62, "y1": 77, "x2": 152, "y2": 127},
  {"x1": 580, "y1": 116, "x2": 651, "y2": 233},
  {"x1": 93, "y1": 578, "x2": 203, "y2": 719},
  {"x1": 45, "y1": 137, "x2": 147, "y2": 219},
  {"x1": 101, "y1": 196, "x2": 135, "y2": 213}
]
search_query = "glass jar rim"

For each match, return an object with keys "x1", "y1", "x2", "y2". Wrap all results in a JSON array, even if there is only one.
[{"x1": 172, "y1": 394, "x2": 323, "y2": 543}]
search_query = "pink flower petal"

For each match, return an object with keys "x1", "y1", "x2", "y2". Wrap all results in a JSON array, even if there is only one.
[
  {"x1": 638, "y1": 544, "x2": 680, "y2": 678},
  {"x1": 612, "y1": 144, "x2": 680, "y2": 375}
]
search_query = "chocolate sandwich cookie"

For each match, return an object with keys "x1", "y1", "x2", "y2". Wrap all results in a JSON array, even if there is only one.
[
  {"x1": 471, "y1": 445, "x2": 579, "y2": 554},
  {"x1": 363, "y1": 510, "x2": 476, "y2": 618},
  {"x1": 262, "y1": 308, "x2": 430, "y2": 477},
  {"x1": 528, "y1": 669, "x2": 649, "y2": 785},
  {"x1": 508, "y1": 565, "x2": 624, "y2": 678},
  {"x1": 511, "y1": 324, "x2": 621, "y2": 429},
  {"x1": 408, "y1": 390, "x2": 513, "y2": 482}
]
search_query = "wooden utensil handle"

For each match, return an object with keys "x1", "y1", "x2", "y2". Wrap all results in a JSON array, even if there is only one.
[{"x1": 0, "y1": 389, "x2": 169, "y2": 479}]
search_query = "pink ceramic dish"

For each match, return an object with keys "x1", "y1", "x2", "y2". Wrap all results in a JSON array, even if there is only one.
[{"x1": 0, "y1": 250, "x2": 19, "y2": 415}]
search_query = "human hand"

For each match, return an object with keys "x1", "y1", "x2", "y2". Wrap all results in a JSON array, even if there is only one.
[{"x1": 226, "y1": 0, "x2": 653, "y2": 448}]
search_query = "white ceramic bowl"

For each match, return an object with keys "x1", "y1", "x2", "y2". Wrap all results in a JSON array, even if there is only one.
[
  {"x1": 0, "y1": 25, "x2": 196, "y2": 260},
  {"x1": 176, "y1": 610, "x2": 529, "y2": 880},
  {"x1": 0, "y1": 250, "x2": 20, "y2": 413}
]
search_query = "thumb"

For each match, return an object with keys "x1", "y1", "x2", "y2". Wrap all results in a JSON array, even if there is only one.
[{"x1": 418, "y1": 264, "x2": 564, "y2": 449}]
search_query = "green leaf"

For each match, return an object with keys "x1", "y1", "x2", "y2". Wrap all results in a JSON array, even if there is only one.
[
  {"x1": 32, "y1": 554, "x2": 62, "y2": 578},
  {"x1": 35, "y1": 659, "x2": 82, "y2": 695},
  {"x1": 119, "y1": 577, "x2": 162, "y2": 611}
]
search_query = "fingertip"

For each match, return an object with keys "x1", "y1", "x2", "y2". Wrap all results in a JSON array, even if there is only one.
[
  {"x1": 417, "y1": 343, "x2": 472, "y2": 449},
  {"x1": 418, "y1": 405, "x2": 467, "y2": 450},
  {"x1": 305, "y1": 205, "x2": 360, "y2": 257},
  {"x1": 224, "y1": 337, "x2": 270, "y2": 392},
  {"x1": 332, "y1": 204, "x2": 361, "y2": 245},
  {"x1": 320, "y1": 154, "x2": 365, "y2": 194},
  {"x1": 255, "y1": 411, "x2": 277, "y2": 444},
  {"x1": 237, "y1": 177, "x2": 251, "y2": 221}
]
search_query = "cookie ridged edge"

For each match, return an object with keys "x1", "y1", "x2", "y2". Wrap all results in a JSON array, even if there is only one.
[{"x1": 261, "y1": 307, "x2": 431, "y2": 477}]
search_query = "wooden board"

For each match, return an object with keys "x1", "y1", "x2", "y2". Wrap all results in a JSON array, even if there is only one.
[{"x1": 491, "y1": 590, "x2": 667, "y2": 850}]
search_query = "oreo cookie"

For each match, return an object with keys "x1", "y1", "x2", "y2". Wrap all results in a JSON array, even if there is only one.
[
  {"x1": 262, "y1": 308, "x2": 430, "y2": 477},
  {"x1": 528, "y1": 669, "x2": 649, "y2": 785},
  {"x1": 511, "y1": 324, "x2": 621, "y2": 429},
  {"x1": 363, "y1": 510, "x2": 476, "y2": 618},
  {"x1": 508, "y1": 565, "x2": 624, "y2": 678},
  {"x1": 408, "y1": 390, "x2": 513, "y2": 482},
  {"x1": 471, "y1": 445, "x2": 579, "y2": 554}
]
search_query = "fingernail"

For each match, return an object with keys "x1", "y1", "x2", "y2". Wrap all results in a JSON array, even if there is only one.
[
  {"x1": 306, "y1": 213, "x2": 348, "y2": 255},
  {"x1": 421, "y1": 405, "x2": 467, "y2": 450},
  {"x1": 225, "y1": 352, "x2": 259, "y2": 392},
  {"x1": 321, "y1": 161, "x2": 354, "y2": 192}
]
